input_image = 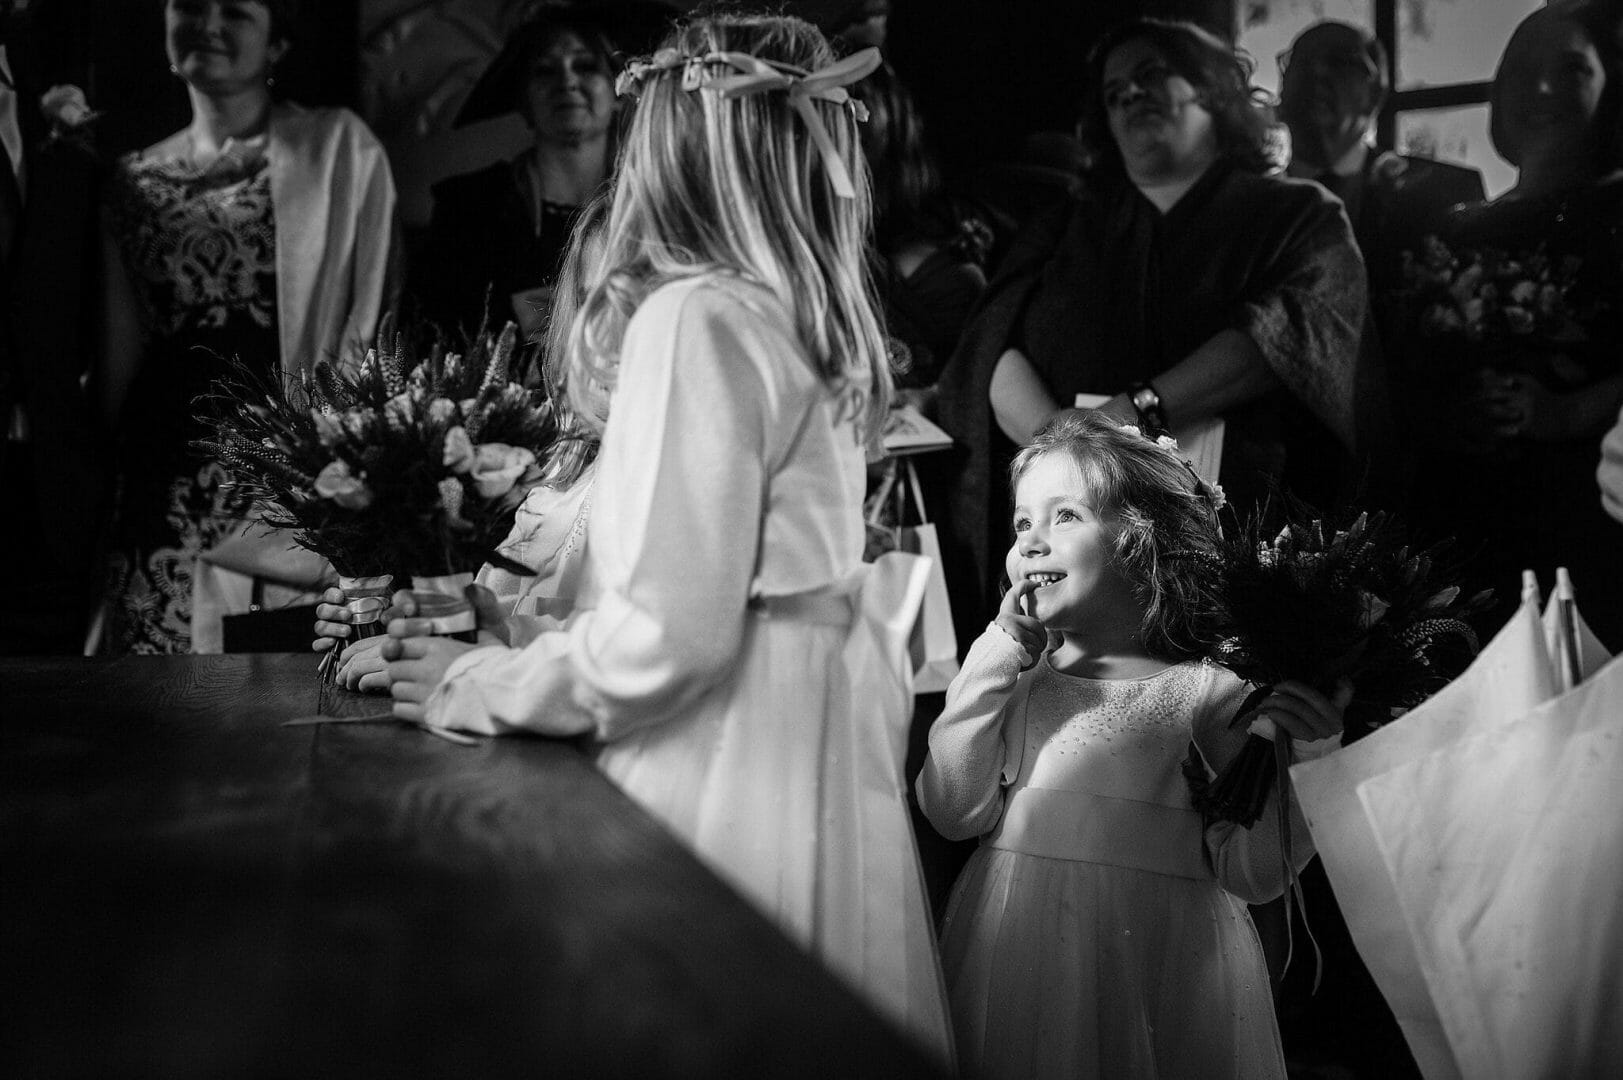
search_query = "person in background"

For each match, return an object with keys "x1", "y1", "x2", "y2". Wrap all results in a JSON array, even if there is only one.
[
  {"x1": 0, "y1": 0, "x2": 107, "y2": 655},
  {"x1": 372, "y1": 13, "x2": 955, "y2": 1060},
  {"x1": 917, "y1": 412, "x2": 1348, "y2": 1080},
  {"x1": 1279, "y1": 20, "x2": 1486, "y2": 299},
  {"x1": 791, "y1": 0, "x2": 889, "y2": 52},
  {"x1": 935, "y1": 16, "x2": 1384, "y2": 647},
  {"x1": 409, "y1": 4, "x2": 622, "y2": 348},
  {"x1": 1413, "y1": 0, "x2": 1623, "y2": 646},
  {"x1": 95, "y1": 0, "x2": 397, "y2": 655},
  {"x1": 858, "y1": 58, "x2": 991, "y2": 394},
  {"x1": 1601, "y1": 402, "x2": 1623, "y2": 523}
]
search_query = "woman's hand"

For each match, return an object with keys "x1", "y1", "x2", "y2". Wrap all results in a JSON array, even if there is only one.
[
  {"x1": 1447, "y1": 368, "x2": 1526, "y2": 451},
  {"x1": 1247, "y1": 677, "x2": 1352, "y2": 759},
  {"x1": 381, "y1": 633, "x2": 480, "y2": 725},
  {"x1": 994, "y1": 577, "x2": 1047, "y2": 670}
]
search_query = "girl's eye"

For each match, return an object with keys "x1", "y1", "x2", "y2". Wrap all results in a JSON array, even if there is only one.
[
  {"x1": 1012, "y1": 517, "x2": 1030, "y2": 532},
  {"x1": 1056, "y1": 508, "x2": 1079, "y2": 523}
]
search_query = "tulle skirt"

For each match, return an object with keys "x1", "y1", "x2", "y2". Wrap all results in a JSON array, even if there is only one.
[{"x1": 940, "y1": 845, "x2": 1286, "y2": 1080}]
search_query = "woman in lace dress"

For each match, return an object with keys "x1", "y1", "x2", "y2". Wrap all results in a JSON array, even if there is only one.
[{"x1": 96, "y1": 0, "x2": 395, "y2": 654}]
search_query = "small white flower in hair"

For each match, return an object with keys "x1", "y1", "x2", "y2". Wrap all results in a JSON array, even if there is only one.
[{"x1": 1155, "y1": 434, "x2": 1180, "y2": 452}]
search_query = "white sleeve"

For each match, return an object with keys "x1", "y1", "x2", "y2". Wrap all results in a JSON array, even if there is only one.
[
  {"x1": 1193, "y1": 667, "x2": 1320, "y2": 904},
  {"x1": 424, "y1": 283, "x2": 788, "y2": 740},
  {"x1": 915, "y1": 627, "x2": 1028, "y2": 841}
]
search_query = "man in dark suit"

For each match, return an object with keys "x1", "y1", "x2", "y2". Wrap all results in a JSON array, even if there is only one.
[
  {"x1": 0, "y1": 0, "x2": 106, "y2": 654},
  {"x1": 1280, "y1": 20, "x2": 1487, "y2": 298}
]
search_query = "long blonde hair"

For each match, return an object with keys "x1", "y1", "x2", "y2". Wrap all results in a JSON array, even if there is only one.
[{"x1": 556, "y1": 12, "x2": 891, "y2": 441}]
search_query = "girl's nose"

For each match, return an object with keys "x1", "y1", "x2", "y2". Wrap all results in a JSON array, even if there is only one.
[{"x1": 1019, "y1": 530, "x2": 1049, "y2": 556}]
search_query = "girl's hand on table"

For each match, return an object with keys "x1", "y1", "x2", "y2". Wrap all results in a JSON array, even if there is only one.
[
  {"x1": 335, "y1": 634, "x2": 390, "y2": 692},
  {"x1": 381, "y1": 632, "x2": 480, "y2": 724}
]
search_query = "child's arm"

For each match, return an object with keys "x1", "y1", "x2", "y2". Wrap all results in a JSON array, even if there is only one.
[
  {"x1": 915, "y1": 615, "x2": 1035, "y2": 842},
  {"x1": 390, "y1": 282, "x2": 793, "y2": 737},
  {"x1": 1196, "y1": 671, "x2": 1349, "y2": 903}
]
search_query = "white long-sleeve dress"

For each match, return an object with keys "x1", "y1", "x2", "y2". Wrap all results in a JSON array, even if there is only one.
[
  {"x1": 918, "y1": 628, "x2": 1321, "y2": 1080},
  {"x1": 423, "y1": 274, "x2": 952, "y2": 1060}
]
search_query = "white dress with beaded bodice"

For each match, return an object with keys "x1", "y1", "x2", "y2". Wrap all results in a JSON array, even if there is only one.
[{"x1": 919, "y1": 628, "x2": 1320, "y2": 1080}]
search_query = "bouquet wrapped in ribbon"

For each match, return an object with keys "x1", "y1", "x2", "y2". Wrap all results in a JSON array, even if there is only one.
[
  {"x1": 1191, "y1": 508, "x2": 1493, "y2": 828},
  {"x1": 195, "y1": 319, "x2": 584, "y2": 691}
]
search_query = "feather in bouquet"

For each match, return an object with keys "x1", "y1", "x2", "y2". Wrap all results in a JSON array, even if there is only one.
[{"x1": 1192, "y1": 507, "x2": 1494, "y2": 828}]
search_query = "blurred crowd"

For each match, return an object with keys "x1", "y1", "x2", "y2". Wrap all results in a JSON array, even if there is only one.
[{"x1": 1, "y1": 0, "x2": 1619, "y2": 669}]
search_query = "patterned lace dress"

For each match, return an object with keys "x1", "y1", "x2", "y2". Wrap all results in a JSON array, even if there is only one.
[{"x1": 102, "y1": 139, "x2": 280, "y2": 655}]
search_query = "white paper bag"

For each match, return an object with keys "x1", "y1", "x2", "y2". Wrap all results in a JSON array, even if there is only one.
[
  {"x1": 1290, "y1": 600, "x2": 1559, "y2": 1080},
  {"x1": 1358, "y1": 652, "x2": 1623, "y2": 1079}
]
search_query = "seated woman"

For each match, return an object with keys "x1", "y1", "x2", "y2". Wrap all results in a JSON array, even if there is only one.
[
  {"x1": 934, "y1": 17, "x2": 1386, "y2": 636},
  {"x1": 1410, "y1": 0, "x2": 1623, "y2": 645},
  {"x1": 408, "y1": 5, "x2": 620, "y2": 346}
]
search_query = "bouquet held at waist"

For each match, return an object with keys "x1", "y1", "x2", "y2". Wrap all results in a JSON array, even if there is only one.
[
  {"x1": 194, "y1": 319, "x2": 586, "y2": 659},
  {"x1": 1190, "y1": 507, "x2": 1492, "y2": 830}
]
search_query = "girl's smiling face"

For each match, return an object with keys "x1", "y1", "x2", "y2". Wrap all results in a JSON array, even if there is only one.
[{"x1": 1005, "y1": 452, "x2": 1142, "y2": 635}]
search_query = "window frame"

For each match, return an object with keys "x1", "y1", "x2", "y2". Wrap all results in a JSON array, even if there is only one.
[{"x1": 1373, "y1": 0, "x2": 1494, "y2": 150}]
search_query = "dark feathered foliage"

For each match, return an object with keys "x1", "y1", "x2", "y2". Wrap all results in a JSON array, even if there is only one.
[
  {"x1": 194, "y1": 318, "x2": 591, "y2": 580},
  {"x1": 1194, "y1": 505, "x2": 1495, "y2": 825}
]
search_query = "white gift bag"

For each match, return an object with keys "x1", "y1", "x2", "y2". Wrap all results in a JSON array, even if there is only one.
[
  {"x1": 882, "y1": 458, "x2": 959, "y2": 694},
  {"x1": 1291, "y1": 600, "x2": 1559, "y2": 1080},
  {"x1": 1359, "y1": 651, "x2": 1623, "y2": 1079}
]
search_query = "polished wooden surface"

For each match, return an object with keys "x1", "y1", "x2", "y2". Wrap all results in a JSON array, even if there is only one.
[{"x1": 0, "y1": 654, "x2": 945, "y2": 1079}]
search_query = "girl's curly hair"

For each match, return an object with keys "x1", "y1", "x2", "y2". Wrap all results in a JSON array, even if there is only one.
[{"x1": 1010, "y1": 410, "x2": 1227, "y2": 662}]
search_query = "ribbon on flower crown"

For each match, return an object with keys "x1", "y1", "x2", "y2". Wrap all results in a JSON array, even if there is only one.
[{"x1": 616, "y1": 45, "x2": 881, "y2": 199}]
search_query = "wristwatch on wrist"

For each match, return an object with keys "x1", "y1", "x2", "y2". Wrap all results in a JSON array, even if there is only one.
[{"x1": 1129, "y1": 381, "x2": 1168, "y2": 434}]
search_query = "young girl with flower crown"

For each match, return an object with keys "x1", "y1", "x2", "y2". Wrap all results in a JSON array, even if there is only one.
[
  {"x1": 370, "y1": 11, "x2": 954, "y2": 1060},
  {"x1": 917, "y1": 411, "x2": 1349, "y2": 1080}
]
